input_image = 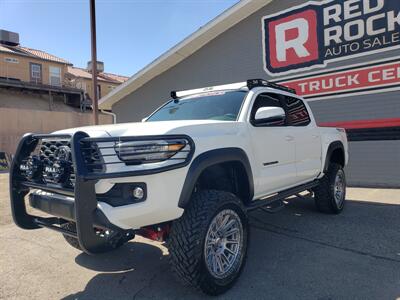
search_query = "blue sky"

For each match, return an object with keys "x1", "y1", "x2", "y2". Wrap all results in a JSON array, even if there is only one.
[{"x1": 0, "y1": 0, "x2": 238, "y2": 76}]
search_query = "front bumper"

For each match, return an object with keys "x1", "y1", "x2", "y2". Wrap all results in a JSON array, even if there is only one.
[{"x1": 9, "y1": 132, "x2": 194, "y2": 254}]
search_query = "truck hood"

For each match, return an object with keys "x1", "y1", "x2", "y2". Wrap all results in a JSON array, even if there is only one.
[{"x1": 54, "y1": 120, "x2": 239, "y2": 138}]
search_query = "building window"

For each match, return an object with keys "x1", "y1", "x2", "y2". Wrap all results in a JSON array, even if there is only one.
[
  {"x1": 49, "y1": 66, "x2": 61, "y2": 86},
  {"x1": 30, "y1": 63, "x2": 42, "y2": 84},
  {"x1": 97, "y1": 84, "x2": 101, "y2": 98}
]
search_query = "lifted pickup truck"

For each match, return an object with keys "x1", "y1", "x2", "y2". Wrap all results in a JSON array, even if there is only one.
[{"x1": 10, "y1": 79, "x2": 348, "y2": 295}]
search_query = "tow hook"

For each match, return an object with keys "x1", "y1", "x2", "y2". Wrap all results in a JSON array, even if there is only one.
[{"x1": 138, "y1": 223, "x2": 171, "y2": 242}]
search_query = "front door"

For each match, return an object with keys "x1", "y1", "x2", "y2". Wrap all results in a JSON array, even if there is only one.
[{"x1": 248, "y1": 93, "x2": 297, "y2": 198}]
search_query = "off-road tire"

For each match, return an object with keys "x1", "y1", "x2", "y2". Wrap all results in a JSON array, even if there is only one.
[
  {"x1": 168, "y1": 190, "x2": 249, "y2": 296},
  {"x1": 313, "y1": 163, "x2": 346, "y2": 214},
  {"x1": 60, "y1": 222, "x2": 133, "y2": 252}
]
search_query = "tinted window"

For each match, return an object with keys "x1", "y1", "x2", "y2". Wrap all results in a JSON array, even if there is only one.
[
  {"x1": 250, "y1": 93, "x2": 285, "y2": 126},
  {"x1": 260, "y1": 93, "x2": 311, "y2": 127},
  {"x1": 284, "y1": 96, "x2": 311, "y2": 126},
  {"x1": 147, "y1": 91, "x2": 246, "y2": 122}
]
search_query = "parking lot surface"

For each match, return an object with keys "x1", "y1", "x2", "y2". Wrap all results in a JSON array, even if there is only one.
[{"x1": 1, "y1": 173, "x2": 399, "y2": 299}]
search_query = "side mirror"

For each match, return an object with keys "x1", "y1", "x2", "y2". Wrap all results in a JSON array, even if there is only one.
[{"x1": 254, "y1": 107, "x2": 285, "y2": 126}]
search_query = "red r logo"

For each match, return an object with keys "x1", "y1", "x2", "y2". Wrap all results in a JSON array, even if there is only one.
[{"x1": 267, "y1": 9, "x2": 319, "y2": 70}]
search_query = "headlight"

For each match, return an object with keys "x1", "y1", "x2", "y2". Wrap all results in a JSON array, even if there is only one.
[{"x1": 114, "y1": 139, "x2": 187, "y2": 164}]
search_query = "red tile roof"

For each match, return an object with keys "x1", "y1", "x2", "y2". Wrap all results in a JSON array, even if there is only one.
[
  {"x1": 0, "y1": 44, "x2": 14, "y2": 53},
  {"x1": 100, "y1": 72, "x2": 129, "y2": 84},
  {"x1": 67, "y1": 66, "x2": 129, "y2": 84},
  {"x1": 0, "y1": 42, "x2": 128, "y2": 82},
  {"x1": 67, "y1": 66, "x2": 95, "y2": 80},
  {"x1": 0, "y1": 43, "x2": 71, "y2": 64},
  {"x1": 19, "y1": 47, "x2": 71, "y2": 64}
]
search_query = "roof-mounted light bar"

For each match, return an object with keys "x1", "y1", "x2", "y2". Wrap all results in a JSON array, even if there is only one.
[
  {"x1": 246, "y1": 79, "x2": 296, "y2": 94},
  {"x1": 170, "y1": 79, "x2": 296, "y2": 99},
  {"x1": 171, "y1": 82, "x2": 247, "y2": 99}
]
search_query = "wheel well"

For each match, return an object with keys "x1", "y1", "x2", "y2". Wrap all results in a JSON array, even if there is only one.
[
  {"x1": 330, "y1": 148, "x2": 345, "y2": 167},
  {"x1": 196, "y1": 162, "x2": 251, "y2": 203}
]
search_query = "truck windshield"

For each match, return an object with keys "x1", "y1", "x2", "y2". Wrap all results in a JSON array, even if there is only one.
[{"x1": 147, "y1": 91, "x2": 246, "y2": 122}]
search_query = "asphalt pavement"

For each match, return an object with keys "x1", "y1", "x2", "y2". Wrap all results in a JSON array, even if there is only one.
[{"x1": 1, "y1": 173, "x2": 399, "y2": 299}]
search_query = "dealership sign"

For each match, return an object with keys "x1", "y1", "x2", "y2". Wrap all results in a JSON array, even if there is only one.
[
  {"x1": 278, "y1": 58, "x2": 400, "y2": 99},
  {"x1": 262, "y1": 0, "x2": 400, "y2": 76}
]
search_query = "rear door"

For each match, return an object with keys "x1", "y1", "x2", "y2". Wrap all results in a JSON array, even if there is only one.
[{"x1": 283, "y1": 95, "x2": 322, "y2": 182}]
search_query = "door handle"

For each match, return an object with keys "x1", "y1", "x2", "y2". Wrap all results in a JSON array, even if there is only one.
[
  {"x1": 285, "y1": 135, "x2": 294, "y2": 141},
  {"x1": 312, "y1": 135, "x2": 319, "y2": 139}
]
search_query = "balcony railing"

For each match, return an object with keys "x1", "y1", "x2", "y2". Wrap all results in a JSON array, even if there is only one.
[{"x1": 0, "y1": 77, "x2": 83, "y2": 95}]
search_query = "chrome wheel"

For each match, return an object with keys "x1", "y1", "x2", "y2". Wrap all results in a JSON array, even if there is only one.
[
  {"x1": 204, "y1": 209, "x2": 244, "y2": 279},
  {"x1": 334, "y1": 169, "x2": 345, "y2": 206}
]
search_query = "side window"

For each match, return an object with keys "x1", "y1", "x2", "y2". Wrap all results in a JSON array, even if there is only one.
[
  {"x1": 284, "y1": 96, "x2": 311, "y2": 126},
  {"x1": 30, "y1": 63, "x2": 42, "y2": 84},
  {"x1": 49, "y1": 66, "x2": 61, "y2": 86},
  {"x1": 250, "y1": 93, "x2": 286, "y2": 126}
]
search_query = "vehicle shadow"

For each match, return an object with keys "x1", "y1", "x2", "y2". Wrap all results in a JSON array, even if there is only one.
[
  {"x1": 63, "y1": 196, "x2": 400, "y2": 300},
  {"x1": 64, "y1": 241, "x2": 196, "y2": 300}
]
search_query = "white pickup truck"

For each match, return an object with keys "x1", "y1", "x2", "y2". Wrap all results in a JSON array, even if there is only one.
[{"x1": 10, "y1": 79, "x2": 348, "y2": 295}]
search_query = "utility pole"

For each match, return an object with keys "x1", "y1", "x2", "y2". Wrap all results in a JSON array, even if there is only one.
[{"x1": 90, "y1": 0, "x2": 99, "y2": 125}]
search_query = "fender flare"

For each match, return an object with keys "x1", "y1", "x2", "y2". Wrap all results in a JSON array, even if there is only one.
[
  {"x1": 323, "y1": 141, "x2": 345, "y2": 173},
  {"x1": 178, "y1": 147, "x2": 254, "y2": 208}
]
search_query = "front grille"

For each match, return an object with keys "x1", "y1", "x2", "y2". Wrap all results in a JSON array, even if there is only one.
[
  {"x1": 20, "y1": 138, "x2": 103, "y2": 187},
  {"x1": 40, "y1": 140, "x2": 69, "y2": 163},
  {"x1": 19, "y1": 134, "x2": 194, "y2": 183},
  {"x1": 80, "y1": 141, "x2": 104, "y2": 174}
]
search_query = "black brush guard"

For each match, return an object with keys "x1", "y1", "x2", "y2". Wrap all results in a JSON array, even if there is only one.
[
  {"x1": 9, "y1": 131, "x2": 116, "y2": 254},
  {"x1": 9, "y1": 131, "x2": 194, "y2": 254}
]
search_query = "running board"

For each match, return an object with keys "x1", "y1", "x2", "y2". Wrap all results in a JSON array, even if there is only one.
[
  {"x1": 246, "y1": 180, "x2": 319, "y2": 212},
  {"x1": 258, "y1": 199, "x2": 285, "y2": 213}
]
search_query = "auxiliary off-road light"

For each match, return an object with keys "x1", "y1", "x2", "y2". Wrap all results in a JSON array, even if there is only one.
[
  {"x1": 133, "y1": 187, "x2": 144, "y2": 200},
  {"x1": 20, "y1": 155, "x2": 43, "y2": 181},
  {"x1": 114, "y1": 139, "x2": 186, "y2": 164}
]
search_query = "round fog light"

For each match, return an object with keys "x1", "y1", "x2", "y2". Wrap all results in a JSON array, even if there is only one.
[{"x1": 133, "y1": 187, "x2": 144, "y2": 200}]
